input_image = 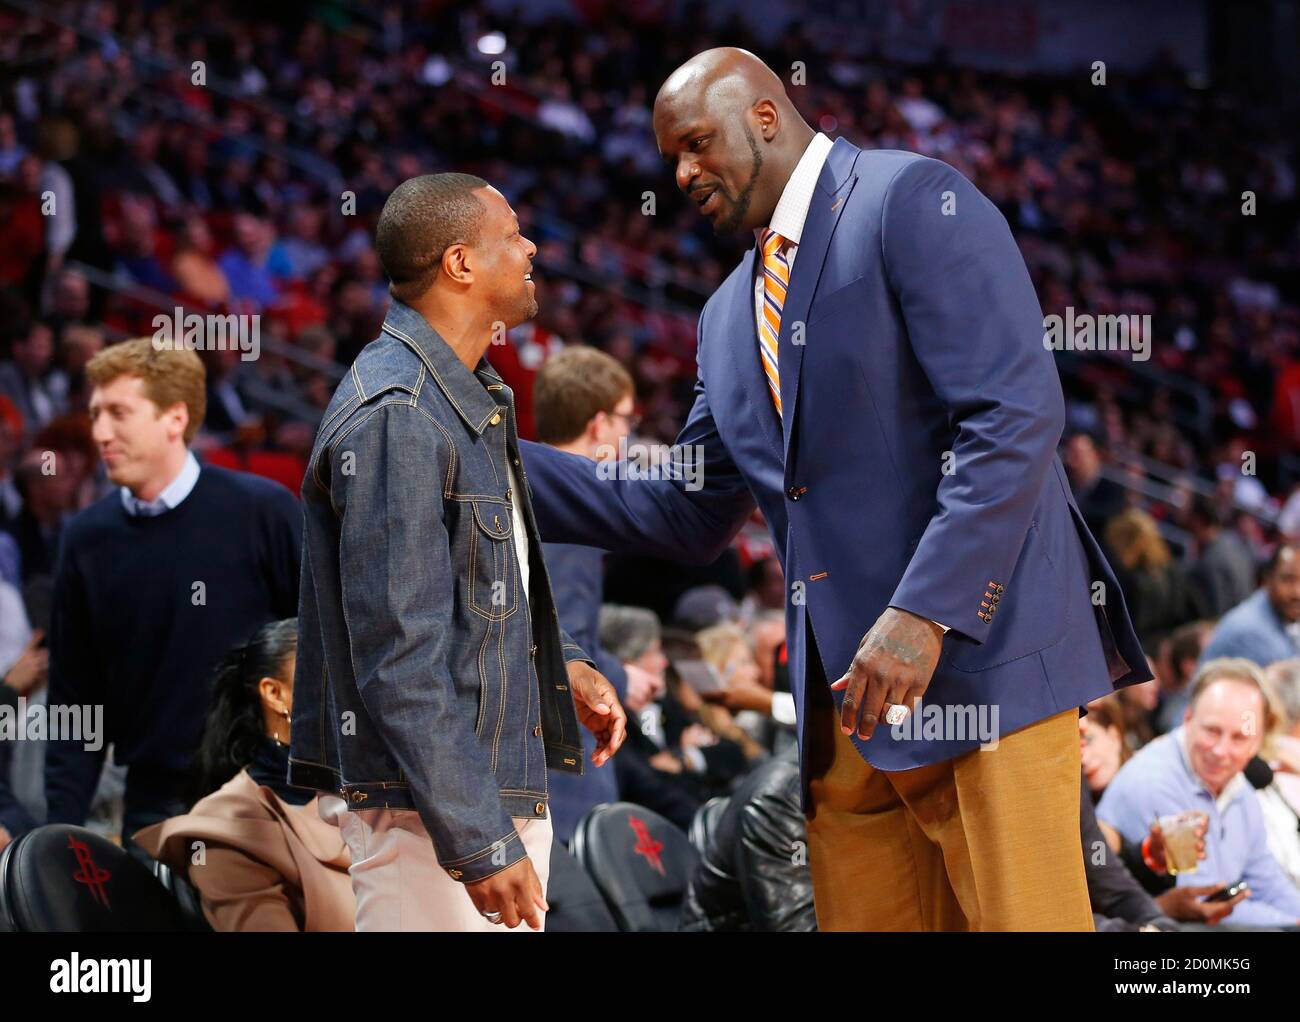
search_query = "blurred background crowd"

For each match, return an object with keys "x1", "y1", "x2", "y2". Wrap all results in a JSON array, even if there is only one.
[{"x1": 1, "y1": 0, "x2": 1299, "y2": 931}]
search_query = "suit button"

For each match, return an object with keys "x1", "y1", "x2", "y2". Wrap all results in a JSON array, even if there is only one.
[
  {"x1": 535, "y1": 802, "x2": 546, "y2": 816},
  {"x1": 533, "y1": 725, "x2": 543, "y2": 737},
  {"x1": 786, "y1": 486, "x2": 801, "y2": 501}
]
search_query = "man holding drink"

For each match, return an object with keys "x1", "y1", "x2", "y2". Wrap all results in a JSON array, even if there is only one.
[{"x1": 1099, "y1": 658, "x2": 1300, "y2": 927}]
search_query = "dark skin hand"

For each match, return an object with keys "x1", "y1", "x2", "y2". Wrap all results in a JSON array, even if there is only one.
[
  {"x1": 831, "y1": 607, "x2": 944, "y2": 740},
  {"x1": 566, "y1": 660, "x2": 627, "y2": 766},
  {"x1": 1154, "y1": 883, "x2": 1248, "y2": 924},
  {"x1": 465, "y1": 661, "x2": 626, "y2": 929},
  {"x1": 465, "y1": 858, "x2": 548, "y2": 930}
]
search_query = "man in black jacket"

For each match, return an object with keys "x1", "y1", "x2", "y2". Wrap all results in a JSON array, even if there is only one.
[{"x1": 680, "y1": 747, "x2": 816, "y2": 931}]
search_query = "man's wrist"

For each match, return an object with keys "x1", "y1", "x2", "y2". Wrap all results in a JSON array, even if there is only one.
[{"x1": 1141, "y1": 833, "x2": 1165, "y2": 875}]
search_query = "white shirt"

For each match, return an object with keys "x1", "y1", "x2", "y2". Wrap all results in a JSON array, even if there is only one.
[
  {"x1": 507, "y1": 461, "x2": 529, "y2": 603},
  {"x1": 120, "y1": 450, "x2": 201, "y2": 516},
  {"x1": 751, "y1": 131, "x2": 834, "y2": 346}
]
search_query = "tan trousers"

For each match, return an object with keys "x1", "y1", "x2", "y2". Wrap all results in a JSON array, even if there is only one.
[
  {"x1": 319, "y1": 795, "x2": 552, "y2": 932},
  {"x1": 804, "y1": 670, "x2": 1093, "y2": 931}
]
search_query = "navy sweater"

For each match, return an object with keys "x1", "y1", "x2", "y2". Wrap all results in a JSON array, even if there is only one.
[{"x1": 45, "y1": 464, "x2": 301, "y2": 825}]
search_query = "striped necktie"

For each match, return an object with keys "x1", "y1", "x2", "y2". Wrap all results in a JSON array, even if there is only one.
[{"x1": 758, "y1": 227, "x2": 789, "y2": 415}]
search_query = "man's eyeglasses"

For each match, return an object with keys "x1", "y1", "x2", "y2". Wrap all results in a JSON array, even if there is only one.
[{"x1": 609, "y1": 409, "x2": 642, "y2": 431}]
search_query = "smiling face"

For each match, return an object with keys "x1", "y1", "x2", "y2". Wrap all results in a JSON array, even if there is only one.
[
  {"x1": 655, "y1": 98, "x2": 768, "y2": 233},
  {"x1": 89, "y1": 374, "x2": 188, "y2": 493},
  {"x1": 1184, "y1": 678, "x2": 1265, "y2": 795},
  {"x1": 467, "y1": 186, "x2": 538, "y2": 328}
]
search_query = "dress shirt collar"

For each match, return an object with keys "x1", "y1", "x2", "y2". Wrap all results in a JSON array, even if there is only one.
[
  {"x1": 759, "y1": 131, "x2": 834, "y2": 247},
  {"x1": 120, "y1": 449, "x2": 200, "y2": 516}
]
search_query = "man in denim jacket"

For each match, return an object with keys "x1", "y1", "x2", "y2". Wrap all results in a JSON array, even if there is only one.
[{"x1": 291, "y1": 173, "x2": 626, "y2": 931}]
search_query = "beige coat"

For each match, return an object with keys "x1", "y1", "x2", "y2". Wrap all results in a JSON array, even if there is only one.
[{"x1": 134, "y1": 770, "x2": 355, "y2": 931}]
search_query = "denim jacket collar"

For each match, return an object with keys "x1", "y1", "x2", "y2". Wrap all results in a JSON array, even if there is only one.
[{"x1": 380, "y1": 298, "x2": 505, "y2": 436}]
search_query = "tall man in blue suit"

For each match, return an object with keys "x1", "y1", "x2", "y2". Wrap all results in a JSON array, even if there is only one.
[{"x1": 521, "y1": 48, "x2": 1150, "y2": 930}]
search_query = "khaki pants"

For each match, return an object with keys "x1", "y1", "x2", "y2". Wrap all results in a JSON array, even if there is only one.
[
  {"x1": 319, "y1": 795, "x2": 553, "y2": 932},
  {"x1": 804, "y1": 668, "x2": 1093, "y2": 931}
]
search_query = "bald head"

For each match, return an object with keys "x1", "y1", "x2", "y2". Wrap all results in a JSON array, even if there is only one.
[
  {"x1": 655, "y1": 47, "x2": 789, "y2": 118},
  {"x1": 654, "y1": 48, "x2": 814, "y2": 234}
]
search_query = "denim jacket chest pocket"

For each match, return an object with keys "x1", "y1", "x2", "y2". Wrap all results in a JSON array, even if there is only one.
[{"x1": 466, "y1": 497, "x2": 519, "y2": 620}]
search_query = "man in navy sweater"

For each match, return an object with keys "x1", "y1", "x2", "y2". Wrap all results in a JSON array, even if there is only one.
[{"x1": 44, "y1": 339, "x2": 300, "y2": 852}]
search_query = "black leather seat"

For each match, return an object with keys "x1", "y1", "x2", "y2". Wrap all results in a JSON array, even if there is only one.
[
  {"x1": 570, "y1": 802, "x2": 698, "y2": 931},
  {"x1": 152, "y1": 860, "x2": 214, "y2": 932},
  {"x1": 0, "y1": 825, "x2": 187, "y2": 932},
  {"x1": 688, "y1": 796, "x2": 730, "y2": 854},
  {"x1": 545, "y1": 840, "x2": 619, "y2": 932}
]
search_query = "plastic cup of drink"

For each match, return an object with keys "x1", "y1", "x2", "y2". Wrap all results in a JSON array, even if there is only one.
[{"x1": 1158, "y1": 811, "x2": 1207, "y2": 875}]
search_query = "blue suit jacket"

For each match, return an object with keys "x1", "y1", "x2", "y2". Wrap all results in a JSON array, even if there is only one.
[{"x1": 522, "y1": 139, "x2": 1150, "y2": 798}]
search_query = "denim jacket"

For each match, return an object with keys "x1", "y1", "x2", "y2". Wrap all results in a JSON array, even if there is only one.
[{"x1": 290, "y1": 299, "x2": 589, "y2": 883}]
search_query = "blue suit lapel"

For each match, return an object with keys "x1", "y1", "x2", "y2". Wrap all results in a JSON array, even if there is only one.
[{"x1": 777, "y1": 137, "x2": 861, "y2": 470}]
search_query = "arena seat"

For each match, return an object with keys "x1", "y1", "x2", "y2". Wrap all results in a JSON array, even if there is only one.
[
  {"x1": 151, "y1": 859, "x2": 215, "y2": 932},
  {"x1": 570, "y1": 802, "x2": 698, "y2": 931},
  {"x1": 544, "y1": 839, "x2": 619, "y2": 932},
  {"x1": 0, "y1": 825, "x2": 187, "y2": 932}
]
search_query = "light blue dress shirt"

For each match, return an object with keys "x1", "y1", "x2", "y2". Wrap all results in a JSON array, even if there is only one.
[
  {"x1": 1097, "y1": 726, "x2": 1300, "y2": 927},
  {"x1": 120, "y1": 450, "x2": 200, "y2": 517}
]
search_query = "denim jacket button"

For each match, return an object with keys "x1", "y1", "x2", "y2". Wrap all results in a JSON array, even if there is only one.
[
  {"x1": 533, "y1": 724, "x2": 542, "y2": 737},
  {"x1": 448, "y1": 868, "x2": 463, "y2": 880},
  {"x1": 534, "y1": 802, "x2": 546, "y2": 816},
  {"x1": 489, "y1": 413, "x2": 502, "y2": 426}
]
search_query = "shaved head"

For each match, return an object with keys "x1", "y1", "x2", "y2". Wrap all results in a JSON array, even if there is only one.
[
  {"x1": 653, "y1": 48, "x2": 813, "y2": 234},
  {"x1": 655, "y1": 47, "x2": 788, "y2": 117}
]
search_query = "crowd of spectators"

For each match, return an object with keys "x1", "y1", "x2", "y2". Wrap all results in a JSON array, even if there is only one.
[{"x1": 1, "y1": 1, "x2": 1299, "y2": 931}]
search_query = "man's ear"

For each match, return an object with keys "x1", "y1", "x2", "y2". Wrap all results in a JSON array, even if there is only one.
[
  {"x1": 161, "y1": 401, "x2": 189, "y2": 442},
  {"x1": 442, "y1": 243, "x2": 473, "y2": 286},
  {"x1": 752, "y1": 98, "x2": 780, "y2": 141}
]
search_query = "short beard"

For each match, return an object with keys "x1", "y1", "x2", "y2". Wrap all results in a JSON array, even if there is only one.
[{"x1": 715, "y1": 124, "x2": 764, "y2": 234}]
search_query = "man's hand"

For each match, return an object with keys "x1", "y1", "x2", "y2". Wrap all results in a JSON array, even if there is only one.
[
  {"x1": 465, "y1": 856, "x2": 548, "y2": 929},
  {"x1": 623, "y1": 663, "x2": 663, "y2": 713},
  {"x1": 566, "y1": 661, "x2": 627, "y2": 766},
  {"x1": 831, "y1": 608, "x2": 943, "y2": 740},
  {"x1": 3, "y1": 631, "x2": 48, "y2": 697},
  {"x1": 0, "y1": 826, "x2": 11, "y2": 853},
  {"x1": 1154, "y1": 883, "x2": 1248, "y2": 924},
  {"x1": 703, "y1": 676, "x2": 773, "y2": 714}
]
